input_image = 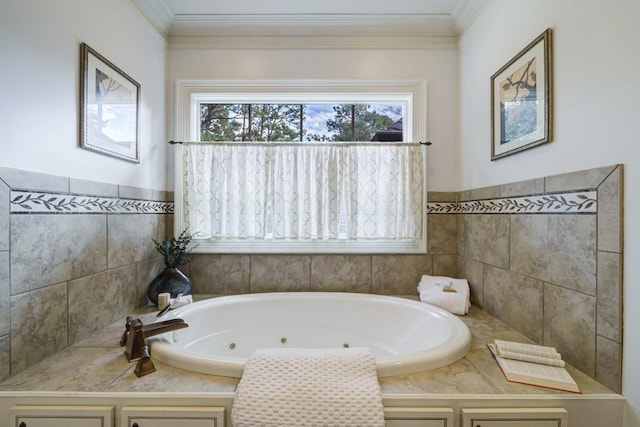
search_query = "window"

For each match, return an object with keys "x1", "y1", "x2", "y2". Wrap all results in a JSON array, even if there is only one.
[
  {"x1": 174, "y1": 80, "x2": 428, "y2": 254},
  {"x1": 199, "y1": 103, "x2": 404, "y2": 142}
]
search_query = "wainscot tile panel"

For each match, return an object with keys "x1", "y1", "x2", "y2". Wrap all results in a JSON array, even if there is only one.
[
  {"x1": 0, "y1": 181, "x2": 8, "y2": 251},
  {"x1": 510, "y1": 214, "x2": 597, "y2": 295},
  {"x1": 137, "y1": 256, "x2": 166, "y2": 306},
  {"x1": 596, "y1": 335, "x2": 622, "y2": 393},
  {"x1": 69, "y1": 178, "x2": 118, "y2": 198},
  {"x1": 250, "y1": 255, "x2": 311, "y2": 292},
  {"x1": 10, "y1": 214, "x2": 107, "y2": 295},
  {"x1": 10, "y1": 282, "x2": 68, "y2": 375},
  {"x1": 466, "y1": 185, "x2": 501, "y2": 201},
  {"x1": 427, "y1": 214, "x2": 457, "y2": 254},
  {"x1": 1, "y1": 166, "x2": 172, "y2": 379},
  {"x1": 596, "y1": 251, "x2": 622, "y2": 343},
  {"x1": 543, "y1": 283, "x2": 596, "y2": 376},
  {"x1": 427, "y1": 191, "x2": 458, "y2": 202},
  {"x1": 0, "y1": 167, "x2": 69, "y2": 193},
  {"x1": 190, "y1": 254, "x2": 251, "y2": 295},
  {"x1": 499, "y1": 178, "x2": 544, "y2": 198},
  {"x1": 460, "y1": 214, "x2": 509, "y2": 269},
  {"x1": 457, "y1": 256, "x2": 484, "y2": 307},
  {"x1": 432, "y1": 254, "x2": 457, "y2": 277},
  {"x1": 310, "y1": 255, "x2": 371, "y2": 293},
  {"x1": 597, "y1": 166, "x2": 623, "y2": 253},
  {"x1": 483, "y1": 265, "x2": 544, "y2": 343},
  {"x1": 456, "y1": 215, "x2": 466, "y2": 257},
  {"x1": 0, "y1": 335, "x2": 8, "y2": 381},
  {"x1": 0, "y1": 252, "x2": 8, "y2": 336},
  {"x1": 544, "y1": 165, "x2": 616, "y2": 193},
  {"x1": 372, "y1": 254, "x2": 432, "y2": 295},
  {"x1": 68, "y1": 264, "x2": 138, "y2": 344},
  {"x1": 107, "y1": 214, "x2": 165, "y2": 269},
  {"x1": 457, "y1": 165, "x2": 623, "y2": 391}
]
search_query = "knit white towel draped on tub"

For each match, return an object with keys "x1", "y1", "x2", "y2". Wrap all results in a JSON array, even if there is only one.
[{"x1": 231, "y1": 347, "x2": 385, "y2": 427}]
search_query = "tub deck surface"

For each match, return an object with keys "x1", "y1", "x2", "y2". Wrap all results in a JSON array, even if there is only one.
[{"x1": 0, "y1": 296, "x2": 614, "y2": 396}]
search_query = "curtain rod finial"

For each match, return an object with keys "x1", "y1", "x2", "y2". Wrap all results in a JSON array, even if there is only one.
[
  {"x1": 419, "y1": 141, "x2": 432, "y2": 146},
  {"x1": 169, "y1": 140, "x2": 183, "y2": 145}
]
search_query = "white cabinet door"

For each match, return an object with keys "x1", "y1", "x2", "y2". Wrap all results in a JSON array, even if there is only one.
[
  {"x1": 121, "y1": 406, "x2": 225, "y2": 427},
  {"x1": 461, "y1": 408, "x2": 568, "y2": 427},
  {"x1": 9, "y1": 405, "x2": 113, "y2": 427},
  {"x1": 385, "y1": 408, "x2": 454, "y2": 427}
]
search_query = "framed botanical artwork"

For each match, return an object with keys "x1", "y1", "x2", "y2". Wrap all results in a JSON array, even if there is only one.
[
  {"x1": 491, "y1": 28, "x2": 552, "y2": 160},
  {"x1": 80, "y1": 43, "x2": 140, "y2": 163}
]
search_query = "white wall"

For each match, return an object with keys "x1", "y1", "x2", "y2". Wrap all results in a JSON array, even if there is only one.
[
  {"x1": 0, "y1": 0, "x2": 167, "y2": 191},
  {"x1": 459, "y1": 0, "x2": 640, "y2": 424},
  {"x1": 167, "y1": 47, "x2": 459, "y2": 191}
]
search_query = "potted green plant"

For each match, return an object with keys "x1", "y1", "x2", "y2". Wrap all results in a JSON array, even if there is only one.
[{"x1": 147, "y1": 228, "x2": 197, "y2": 305}]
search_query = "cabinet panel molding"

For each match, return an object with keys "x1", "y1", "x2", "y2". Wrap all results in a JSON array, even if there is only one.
[
  {"x1": 384, "y1": 407, "x2": 454, "y2": 427},
  {"x1": 9, "y1": 405, "x2": 114, "y2": 427},
  {"x1": 461, "y1": 408, "x2": 568, "y2": 427},
  {"x1": 121, "y1": 406, "x2": 225, "y2": 427}
]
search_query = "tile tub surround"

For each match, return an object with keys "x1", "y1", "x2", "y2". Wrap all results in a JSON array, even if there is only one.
[
  {"x1": 0, "y1": 167, "x2": 173, "y2": 380},
  {"x1": 186, "y1": 166, "x2": 623, "y2": 392},
  {"x1": 456, "y1": 164, "x2": 623, "y2": 393},
  {"x1": 0, "y1": 302, "x2": 615, "y2": 396},
  {"x1": 0, "y1": 163, "x2": 623, "y2": 396}
]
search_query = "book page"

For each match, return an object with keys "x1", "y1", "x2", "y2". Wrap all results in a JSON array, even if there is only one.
[
  {"x1": 497, "y1": 350, "x2": 565, "y2": 367},
  {"x1": 494, "y1": 339, "x2": 561, "y2": 359},
  {"x1": 498, "y1": 357, "x2": 574, "y2": 382}
]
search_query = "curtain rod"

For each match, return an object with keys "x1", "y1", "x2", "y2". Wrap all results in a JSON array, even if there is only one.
[{"x1": 169, "y1": 140, "x2": 432, "y2": 147}]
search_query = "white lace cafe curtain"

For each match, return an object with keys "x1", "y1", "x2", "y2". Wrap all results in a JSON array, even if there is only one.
[{"x1": 183, "y1": 142, "x2": 425, "y2": 242}]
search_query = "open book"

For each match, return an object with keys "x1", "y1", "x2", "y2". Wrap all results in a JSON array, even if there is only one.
[{"x1": 488, "y1": 341, "x2": 580, "y2": 393}]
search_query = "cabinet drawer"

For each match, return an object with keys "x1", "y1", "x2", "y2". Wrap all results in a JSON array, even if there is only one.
[
  {"x1": 9, "y1": 405, "x2": 114, "y2": 427},
  {"x1": 385, "y1": 407, "x2": 454, "y2": 427},
  {"x1": 461, "y1": 408, "x2": 568, "y2": 427},
  {"x1": 121, "y1": 406, "x2": 224, "y2": 427}
]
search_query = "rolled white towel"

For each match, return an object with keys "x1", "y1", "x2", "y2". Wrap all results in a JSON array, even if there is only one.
[
  {"x1": 418, "y1": 275, "x2": 453, "y2": 291},
  {"x1": 417, "y1": 275, "x2": 471, "y2": 315},
  {"x1": 419, "y1": 289, "x2": 469, "y2": 315},
  {"x1": 418, "y1": 275, "x2": 470, "y2": 296}
]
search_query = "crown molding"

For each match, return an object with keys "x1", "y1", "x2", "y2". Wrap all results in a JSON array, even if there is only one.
[
  {"x1": 452, "y1": 0, "x2": 488, "y2": 37},
  {"x1": 130, "y1": 0, "x2": 173, "y2": 37},
  {"x1": 168, "y1": 34, "x2": 458, "y2": 50},
  {"x1": 169, "y1": 14, "x2": 456, "y2": 38},
  {"x1": 130, "y1": 0, "x2": 488, "y2": 47}
]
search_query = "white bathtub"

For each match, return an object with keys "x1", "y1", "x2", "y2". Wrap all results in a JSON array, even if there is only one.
[{"x1": 150, "y1": 292, "x2": 472, "y2": 377}]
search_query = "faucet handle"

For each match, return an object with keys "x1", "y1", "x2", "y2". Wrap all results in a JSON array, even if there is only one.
[
  {"x1": 119, "y1": 316, "x2": 134, "y2": 347},
  {"x1": 134, "y1": 345, "x2": 156, "y2": 377},
  {"x1": 124, "y1": 318, "x2": 145, "y2": 362}
]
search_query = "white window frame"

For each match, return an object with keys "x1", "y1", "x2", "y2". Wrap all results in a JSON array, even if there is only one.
[{"x1": 174, "y1": 79, "x2": 428, "y2": 254}]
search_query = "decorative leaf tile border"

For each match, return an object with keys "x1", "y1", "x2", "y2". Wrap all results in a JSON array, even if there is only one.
[
  {"x1": 11, "y1": 189, "x2": 595, "y2": 216},
  {"x1": 427, "y1": 190, "x2": 597, "y2": 215},
  {"x1": 10, "y1": 190, "x2": 174, "y2": 214}
]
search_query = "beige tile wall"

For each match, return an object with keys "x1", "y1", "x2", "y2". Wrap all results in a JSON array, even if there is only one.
[
  {"x1": 0, "y1": 167, "x2": 168, "y2": 379},
  {"x1": 0, "y1": 164, "x2": 623, "y2": 394},
  {"x1": 457, "y1": 164, "x2": 623, "y2": 392}
]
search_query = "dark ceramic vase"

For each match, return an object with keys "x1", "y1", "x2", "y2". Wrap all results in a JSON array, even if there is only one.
[{"x1": 147, "y1": 267, "x2": 192, "y2": 305}]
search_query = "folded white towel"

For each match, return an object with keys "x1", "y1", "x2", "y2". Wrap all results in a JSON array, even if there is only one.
[
  {"x1": 417, "y1": 275, "x2": 470, "y2": 315},
  {"x1": 232, "y1": 347, "x2": 385, "y2": 427}
]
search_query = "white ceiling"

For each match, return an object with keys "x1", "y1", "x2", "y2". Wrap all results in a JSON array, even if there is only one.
[
  {"x1": 131, "y1": 0, "x2": 486, "y2": 44},
  {"x1": 160, "y1": 0, "x2": 463, "y2": 15}
]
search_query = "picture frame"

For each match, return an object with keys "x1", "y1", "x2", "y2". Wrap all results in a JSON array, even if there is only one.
[
  {"x1": 80, "y1": 43, "x2": 140, "y2": 163},
  {"x1": 491, "y1": 28, "x2": 552, "y2": 161}
]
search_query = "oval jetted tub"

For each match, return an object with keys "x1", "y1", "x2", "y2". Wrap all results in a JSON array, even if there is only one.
[{"x1": 150, "y1": 292, "x2": 472, "y2": 377}]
